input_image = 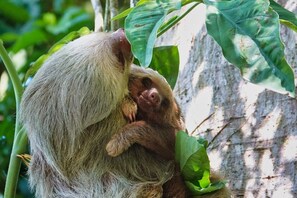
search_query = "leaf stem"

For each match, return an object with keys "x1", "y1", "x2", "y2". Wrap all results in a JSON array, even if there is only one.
[
  {"x1": 157, "y1": 2, "x2": 200, "y2": 37},
  {"x1": 0, "y1": 40, "x2": 28, "y2": 198},
  {"x1": 0, "y1": 40, "x2": 23, "y2": 116},
  {"x1": 4, "y1": 127, "x2": 28, "y2": 198}
]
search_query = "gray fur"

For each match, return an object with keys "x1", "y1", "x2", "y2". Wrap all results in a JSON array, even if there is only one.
[{"x1": 20, "y1": 32, "x2": 173, "y2": 198}]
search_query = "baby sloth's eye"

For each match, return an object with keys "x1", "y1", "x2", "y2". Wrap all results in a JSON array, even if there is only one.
[
  {"x1": 142, "y1": 77, "x2": 152, "y2": 88},
  {"x1": 161, "y1": 98, "x2": 170, "y2": 108}
]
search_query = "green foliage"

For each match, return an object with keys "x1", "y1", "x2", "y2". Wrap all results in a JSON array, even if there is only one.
[
  {"x1": 0, "y1": 82, "x2": 16, "y2": 194},
  {"x1": 11, "y1": 29, "x2": 48, "y2": 53},
  {"x1": 148, "y1": 46, "x2": 179, "y2": 88},
  {"x1": 175, "y1": 131, "x2": 225, "y2": 195},
  {"x1": 0, "y1": 0, "x2": 29, "y2": 23},
  {"x1": 46, "y1": 7, "x2": 92, "y2": 35},
  {"x1": 134, "y1": 45, "x2": 179, "y2": 88},
  {"x1": 269, "y1": 0, "x2": 297, "y2": 32},
  {"x1": 205, "y1": 0, "x2": 295, "y2": 97},
  {"x1": 121, "y1": 0, "x2": 297, "y2": 97},
  {"x1": 125, "y1": 0, "x2": 181, "y2": 66}
]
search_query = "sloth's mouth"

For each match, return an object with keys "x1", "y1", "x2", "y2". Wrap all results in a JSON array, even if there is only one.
[
  {"x1": 139, "y1": 95, "x2": 151, "y2": 104},
  {"x1": 138, "y1": 95, "x2": 152, "y2": 110}
]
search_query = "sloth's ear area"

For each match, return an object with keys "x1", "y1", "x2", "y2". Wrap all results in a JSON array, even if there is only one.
[{"x1": 111, "y1": 28, "x2": 133, "y2": 66}]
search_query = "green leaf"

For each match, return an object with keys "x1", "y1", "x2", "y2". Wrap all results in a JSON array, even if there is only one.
[
  {"x1": 205, "y1": 0, "x2": 295, "y2": 97},
  {"x1": 175, "y1": 131, "x2": 226, "y2": 195},
  {"x1": 158, "y1": 2, "x2": 200, "y2": 37},
  {"x1": 0, "y1": 33, "x2": 18, "y2": 43},
  {"x1": 269, "y1": 0, "x2": 297, "y2": 33},
  {"x1": 182, "y1": 0, "x2": 203, "y2": 6},
  {"x1": 24, "y1": 27, "x2": 91, "y2": 82},
  {"x1": 186, "y1": 180, "x2": 226, "y2": 195},
  {"x1": 125, "y1": 0, "x2": 181, "y2": 67},
  {"x1": 47, "y1": 7, "x2": 91, "y2": 35},
  {"x1": 0, "y1": 0, "x2": 29, "y2": 23},
  {"x1": 112, "y1": 8, "x2": 134, "y2": 21},
  {"x1": 113, "y1": 0, "x2": 155, "y2": 21},
  {"x1": 11, "y1": 29, "x2": 48, "y2": 53},
  {"x1": 175, "y1": 131, "x2": 210, "y2": 181},
  {"x1": 149, "y1": 46, "x2": 179, "y2": 88}
]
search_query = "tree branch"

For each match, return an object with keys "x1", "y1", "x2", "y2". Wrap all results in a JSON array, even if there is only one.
[
  {"x1": 91, "y1": 0, "x2": 104, "y2": 32},
  {"x1": 104, "y1": 0, "x2": 110, "y2": 31},
  {"x1": 110, "y1": 0, "x2": 119, "y2": 31}
]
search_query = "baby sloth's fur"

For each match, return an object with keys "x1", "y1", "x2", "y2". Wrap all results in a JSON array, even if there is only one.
[
  {"x1": 106, "y1": 65, "x2": 232, "y2": 198},
  {"x1": 20, "y1": 31, "x2": 174, "y2": 198},
  {"x1": 106, "y1": 65, "x2": 188, "y2": 197}
]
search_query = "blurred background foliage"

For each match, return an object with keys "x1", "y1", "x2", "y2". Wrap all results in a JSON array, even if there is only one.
[{"x1": 0, "y1": 0, "x2": 111, "y2": 197}]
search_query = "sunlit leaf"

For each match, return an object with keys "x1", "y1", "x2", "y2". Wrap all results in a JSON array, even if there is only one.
[
  {"x1": 205, "y1": 0, "x2": 295, "y2": 97},
  {"x1": 269, "y1": 0, "x2": 297, "y2": 32},
  {"x1": 113, "y1": 0, "x2": 156, "y2": 21},
  {"x1": 175, "y1": 131, "x2": 225, "y2": 195},
  {"x1": 0, "y1": 32, "x2": 18, "y2": 43},
  {"x1": 186, "y1": 180, "x2": 226, "y2": 195},
  {"x1": 112, "y1": 8, "x2": 134, "y2": 21},
  {"x1": 11, "y1": 29, "x2": 47, "y2": 53},
  {"x1": 182, "y1": 0, "x2": 203, "y2": 6},
  {"x1": 175, "y1": 131, "x2": 210, "y2": 181},
  {"x1": 125, "y1": 0, "x2": 181, "y2": 67},
  {"x1": 150, "y1": 46, "x2": 179, "y2": 88}
]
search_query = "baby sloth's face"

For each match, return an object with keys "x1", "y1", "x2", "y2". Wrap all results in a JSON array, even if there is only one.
[{"x1": 128, "y1": 67, "x2": 182, "y2": 127}]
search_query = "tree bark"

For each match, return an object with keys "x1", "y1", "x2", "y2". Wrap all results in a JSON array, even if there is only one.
[{"x1": 158, "y1": 1, "x2": 297, "y2": 197}]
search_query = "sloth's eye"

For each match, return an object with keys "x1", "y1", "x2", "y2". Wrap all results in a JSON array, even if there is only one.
[
  {"x1": 142, "y1": 77, "x2": 152, "y2": 88},
  {"x1": 161, "y1": 98, "x2": 170, "y2": 108},
  {"x1": 116, "y1": 51, "x2": 125, "y2": 66}
]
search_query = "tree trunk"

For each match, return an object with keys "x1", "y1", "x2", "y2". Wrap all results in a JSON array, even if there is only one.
[{"x1": 158, "y1": 1, "x2": 297, "y2": 197}]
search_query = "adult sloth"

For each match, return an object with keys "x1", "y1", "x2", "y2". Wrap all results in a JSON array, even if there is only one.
[{"x1": 20, "y1": 29, "x2": 173, "y2": 198}]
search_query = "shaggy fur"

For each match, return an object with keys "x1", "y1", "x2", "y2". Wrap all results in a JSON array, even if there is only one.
[
  {"x1": 20, "y1": 31, "x2": 174, "y2": 198},
  {"x1": 106, "y1": 65, "x2": 188, "y2": 197},
  {"x1": 106, "y1": 66, "x2": 232, "y2": 198}
]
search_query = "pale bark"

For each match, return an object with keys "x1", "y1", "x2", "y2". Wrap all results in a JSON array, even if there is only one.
[
  {"x1": 110, "y1": 0, "x2": 119, "y2": 31},
  {"x1": 158, "y1": 1, "x2": 297, "y2": 197},
  {"x1": 91, "y1": 0, "x2": 104, "y2": 32}
]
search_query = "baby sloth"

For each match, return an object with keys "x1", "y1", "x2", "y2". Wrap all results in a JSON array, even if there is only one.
[
  {"x1": 106, "y1": 65, "x2": 188, "y2": 197},
  {"x1": 106, "y1": 65, "x2": 184, "y2": 160},
  {"x1": 106, "y1": 65, "x2": 232, "y2": 198}
]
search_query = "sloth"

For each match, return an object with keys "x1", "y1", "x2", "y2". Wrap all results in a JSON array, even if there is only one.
[
  {"x1": 20, "y1": 29, "x2": 175, "y2": 198},
  {"x1": 107, "y1": 65, "x2": 185, "y2": 161},
  {"x1": 106, "y1": 65, "x2": 232, "y2": 198},
  {"x1": 106, "y1": 65, "x2": 188, "y2": 197}
]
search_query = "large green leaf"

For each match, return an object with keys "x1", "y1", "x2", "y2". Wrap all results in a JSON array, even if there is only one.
[
  {"x1": 175, "y1": 131, "x2": 210, "y2": 181},
  {"x1": 270, "y1": 0, "x2": 297, "y2": 33},
  {"x1": 11, "y1": 29, "x2": 48, "y2": 53},
  {"x1": 125, "y1": 0, "x2": 181, "y2": 67},
  {"x1": 175, "y1": 131, "x2": 226, "y2": 195},
  {"x1": 150, "y1": 46, "x2": 179, "y2": 88},
  {"x1": 133, "y1": 46, "x2": 179, "y2": 88},
  {"x1": 205, "y1": 0, "x2": 295, "y2": 97}
]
